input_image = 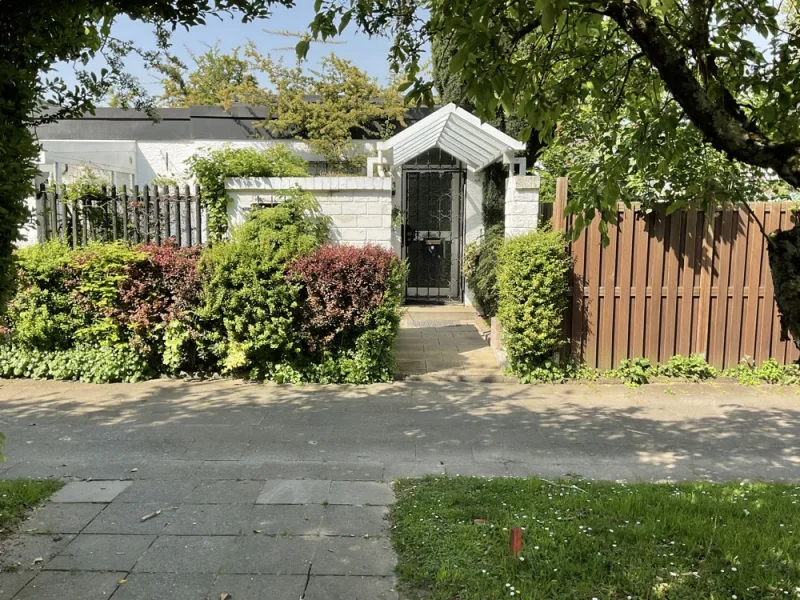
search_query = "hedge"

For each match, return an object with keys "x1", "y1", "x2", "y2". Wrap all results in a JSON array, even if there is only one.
[
  {"x1": 1, "y1": 193, "x2": 406, "y2": 384},
  {"x1": 497, "y1": 228, "x2": 571, "y2": 383}
]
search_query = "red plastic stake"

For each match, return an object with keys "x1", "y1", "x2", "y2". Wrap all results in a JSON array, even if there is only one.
[{"x1": 509, "y1": 527, "x2": 523, "y2": 555}]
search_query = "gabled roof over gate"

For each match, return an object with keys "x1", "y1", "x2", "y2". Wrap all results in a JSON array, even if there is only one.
[{"x1": 376, "y1": 103, "x2": 526, "y2": 171}]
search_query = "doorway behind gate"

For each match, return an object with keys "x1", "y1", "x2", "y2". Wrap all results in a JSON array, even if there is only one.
[{"x1": 402, "y1": 149, "x2": 466, "y2": 303}]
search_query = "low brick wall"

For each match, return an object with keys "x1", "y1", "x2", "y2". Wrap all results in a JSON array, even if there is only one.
[{"x1": 225, "y1": 176, "x2": 395, "y2": 250}]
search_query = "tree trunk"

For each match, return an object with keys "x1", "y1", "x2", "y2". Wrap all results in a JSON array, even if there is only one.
[{"x1": 767, "y1": 222, "x2": 800, "y2": 357}]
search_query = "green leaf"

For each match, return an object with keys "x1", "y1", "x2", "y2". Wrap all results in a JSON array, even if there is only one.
[
  {"x1": 295, "y1": 39, "x2": 310, "y2": 59},
  {"x1": 338, "y1": 10, "x2": 352, "y2": 35}
]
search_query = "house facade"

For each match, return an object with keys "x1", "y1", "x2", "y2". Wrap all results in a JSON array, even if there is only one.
[{"x1": 32, "y1": 104, "x2": 538, "y2": 306}]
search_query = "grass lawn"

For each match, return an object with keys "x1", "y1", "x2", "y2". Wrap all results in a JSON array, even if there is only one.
[
  {"x1": 390, "y1": 477, "x2": 800, "y2": 600},
  {"x1": 0, "y1": 480, "x2": 63, "y2": 534}
]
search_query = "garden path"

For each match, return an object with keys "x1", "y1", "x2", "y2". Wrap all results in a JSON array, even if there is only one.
[{"x1": 394, "y1": 305, "x2": 508, "y2": 382}]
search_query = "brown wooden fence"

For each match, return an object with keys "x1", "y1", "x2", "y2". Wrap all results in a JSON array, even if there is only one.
[
  {"x1": 551, "y1": 178, "x2": 799, "y2": 370},
  {"x1": 36, "y1": 184, "x2": 207, "y2": 248}
]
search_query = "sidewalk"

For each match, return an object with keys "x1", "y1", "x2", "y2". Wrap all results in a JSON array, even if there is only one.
[{"x1": 0, "y1": 378, "x2": 798, "y2": 598}]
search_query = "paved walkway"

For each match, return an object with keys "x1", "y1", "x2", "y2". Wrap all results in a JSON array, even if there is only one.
[
  {"x1": 1, "y1": 378, "x2": 799, "y2": 598},
  {"x1": 394, "y1": 305, "x2": 507, "y2": 381}
]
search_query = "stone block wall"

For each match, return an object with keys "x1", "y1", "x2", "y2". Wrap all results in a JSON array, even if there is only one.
[
  {"x1": 504, "y1": 175, "x2": 540, "y2": 237},
  {"x1": 225, "y1": 176, "x2": 396, "y2": 251}
]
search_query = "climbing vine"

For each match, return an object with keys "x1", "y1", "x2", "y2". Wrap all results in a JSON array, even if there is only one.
[{"x1": 186, "y1": 145, "x2": 309, "y2": 239}]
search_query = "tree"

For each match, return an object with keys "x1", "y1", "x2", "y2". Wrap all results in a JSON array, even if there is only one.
[
  {"x1": 155, "y1": 45, "x2": 270, "y2": 107},
  {"x1": 248, "y1": 48, "x2": 406, "y2": 169},
  {"x1": 306, "y1": 0, "x2": 800, "y2": 349},
  {"x1": 1, "y1": 1, "x2": 292, "y2": 313},
  {"x1": 146, "y1": 41, "x2": 405, "y2": 169}
]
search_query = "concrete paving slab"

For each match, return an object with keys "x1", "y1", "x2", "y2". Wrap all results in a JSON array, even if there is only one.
[
  {"x1": 208, "y1": 575, "x2": 307, "y2": 600},
  {"x1": 245, "y1": 505, "x2": 324, "y2": 536},
  {"x1": 133, "y1": 535, "x2": 238, "y2": 574},
  {"x1": 0, "y1": 572, "x2": 34, "y2": 600},
  {"x1": 83, "y1": 503, "x2": 172, "y2": 535},
  {"x1": 0, "y1": 534, "x2": 74, "y2": 571},
  {"x1": 253, "y1": 461, "x2": 327, "y2": 480},
  {"x1": 304, "y1": 575, "x2": 398, "y2": 600},
  {"x1": 13, "y1": 571, "x2": 126, "y2": 600},
  {"x1": 256, "y1": 480, "x2": 331, "y2": 505},
  {"x1": 50, "y1": 480, "x2": 131, "y2": 503},
  {"x1": 318, "y1": 462, "x2": 385, "y2": 481},
  {"x1": 113, "y1": 479, "x2": 197, "y2": 504},
  {"x1": 162, "y1": 504, "x2": 253, "y2": 535},
  {"x1": 45, "y1": 534, "x2": 156, "y2": 571},
  {"x1": 185, "y1": 480, "x2": 263, "y2": 504},
  {"x1": 110, "y1": 573, "x2": 215, "y2": 600},
  {"x1": 221, "y1": 537, "x2": 316, "y2": 575},
  {"x1": 321, "y1": 506, "x2": 389, "y2": 537},
  {"x1": 125, "y1": 460, "x2": 203, "y2": 480},
  {"x1": 22, "y1": 503, "x2": 104, "y2": 534},
  {"x1": 312, "y1": 537, "x2": 396, "y2": 576},
  {"x1": 198, "y1": 461, "x2": 266, "y2": 480},
  {"x1": 328, "y1": 481, "x2": 394, "y2": 506}
]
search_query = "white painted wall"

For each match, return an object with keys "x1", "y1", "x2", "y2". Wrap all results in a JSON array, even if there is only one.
[
  {"x1": 225, "y1": 176, "x2": 396, "y2": 252},
  {"x1": 504, "y1": 175, "x2": 541, "y2": 237},
  {"x1": 38, "y1": 139, "x2": 377, "y2": 187}
]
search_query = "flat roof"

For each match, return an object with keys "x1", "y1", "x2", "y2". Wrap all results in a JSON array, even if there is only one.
[{"x1": 35, "y1": 105, "x2": 432, "y2": 142}]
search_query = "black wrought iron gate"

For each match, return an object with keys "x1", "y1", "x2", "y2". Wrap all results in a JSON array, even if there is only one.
[{"x1": 403, "y1": 169, "x2": 465, "y2": 301}]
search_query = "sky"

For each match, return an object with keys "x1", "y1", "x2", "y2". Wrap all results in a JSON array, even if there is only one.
[{"x1": 52, "y1": 0, "x2": 414, "y2": 102}]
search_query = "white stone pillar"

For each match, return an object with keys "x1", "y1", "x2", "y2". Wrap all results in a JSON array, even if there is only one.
[{"x1": 504, "y1": 175, "x2": 540, "y2": 237}]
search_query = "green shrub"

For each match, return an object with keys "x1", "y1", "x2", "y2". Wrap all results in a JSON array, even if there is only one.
[
  {"x1": 724, "y1": 357, "x2": 800, "y2": 385},
  {"x1": 5, "y1": 242, "x2": 84, "y2": 351},
  {"x1": 656, "y1": 354, "x2": 718, "y2": 381},
  {"x1": 610, "y1": 358, "x2": 653, "y2": 387},
  {"x1": 464, "y1": 225, "x2": 503, "y2": 317},
  {"x1": 186, "y1": 145, "x2": 309, "y2": 238},
  {"x1": 497, "y1": 228, "x2": 571, "y2": 383},
  {"x1": 198, "y1": 190, "x2": 329, "y2": 378},
  {"x1": 0, "y1": 344, "x2": 150, "y2": 383},
  {"x1": 69, "y1": 242, "x2": 146, "y2": 344}
]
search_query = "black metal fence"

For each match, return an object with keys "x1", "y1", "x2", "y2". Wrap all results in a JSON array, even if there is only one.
[{"x1": 36, "y1": 184, "x2": 207, "y2": 248}]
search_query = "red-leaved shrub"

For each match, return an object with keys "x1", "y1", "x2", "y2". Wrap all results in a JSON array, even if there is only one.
[
  {"x1": 114, "y1": 242, "x2": 203, "y2": 355},
  {"x1": 287, "y1": 244, "x2": 400, "y2": 352}
]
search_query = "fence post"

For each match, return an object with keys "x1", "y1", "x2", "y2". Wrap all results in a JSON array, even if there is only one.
[
  {"x1": 121, "y1": 185, "x2": 129, "y2": 242},
  {"x1": 553, "y1": 177, "x2": 568, "y2": 232},
  {"x1": 163, "y1": 186, "x2": 171, "y2": 240},
  {"x1": 143, "y1": 185, "x2": 151, "y2": 244},
  {"x1": 194, "y1": 187, "x2": 202, "y2": 245},
  {"x1": 70, "y1": 187, "x2": 78, "y2": 249},
  {"x1": 57, "y1": 184, "x2": 66, "y2": 245},
  {"x1": 133, "y1": 185, "x2": 140, "y2": 243},
  {"x1": 153, "y1": 186, "x2": 161, "y2": 245},
  {"x1": 35, "y1": 184, "x2": 46, "y2": 244},
  {"x1": 184, "y1": 184, "x2": 191, "y2": 247},
  {"x1": 111, "y1": 186, "x2": 118, "y2": 241}
]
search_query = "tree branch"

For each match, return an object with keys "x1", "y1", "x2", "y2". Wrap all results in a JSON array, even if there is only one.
[{"x1": 602, "y1": 0, "x2": 800, "y2": 188}]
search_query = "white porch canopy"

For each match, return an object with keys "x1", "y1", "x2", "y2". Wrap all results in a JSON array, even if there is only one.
[{"x1": 374, "y1": 103, "x2": 527, "y2": 172}]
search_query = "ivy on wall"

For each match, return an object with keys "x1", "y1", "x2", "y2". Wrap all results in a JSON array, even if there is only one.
[{"x1": 186, "y1": 145, "x2": 309, "y2": 239}]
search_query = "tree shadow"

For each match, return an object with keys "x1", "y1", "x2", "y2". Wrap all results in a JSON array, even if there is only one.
[{"x1": 0, "y1": 379, "x2": 797, "y2": 481}]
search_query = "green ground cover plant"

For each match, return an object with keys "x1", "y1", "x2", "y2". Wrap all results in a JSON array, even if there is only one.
[
  {"x1": 391, "y1": 476, "x2": 800, "y2": 600},
  {"x1": 0, "y1": 480, "x2": 63, "y2": 533}
]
